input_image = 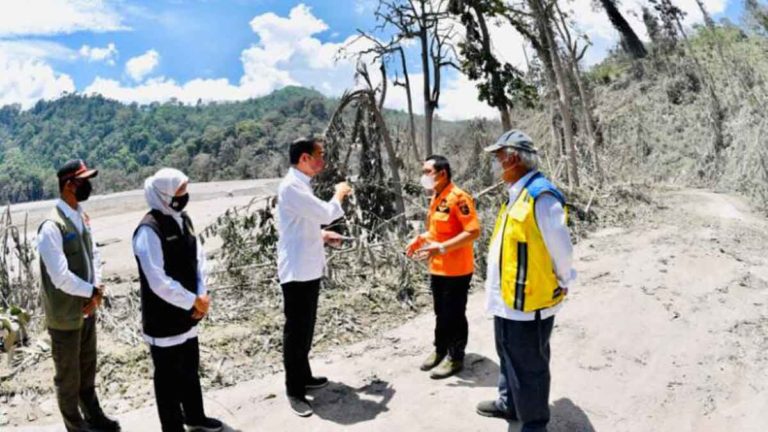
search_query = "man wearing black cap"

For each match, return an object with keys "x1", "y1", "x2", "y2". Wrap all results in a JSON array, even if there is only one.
[{"x1": 37, "y1": 159, "x2": 120, "y2": 432}]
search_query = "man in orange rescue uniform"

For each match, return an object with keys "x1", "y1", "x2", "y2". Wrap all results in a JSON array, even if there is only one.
[{"x1": 406, "y1": 155, "x2": 480, "y2": 379}]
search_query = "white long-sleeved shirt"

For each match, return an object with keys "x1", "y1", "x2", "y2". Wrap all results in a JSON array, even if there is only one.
[
  {"x1": 277, "y1": 167, "x2": 344, "y2": 284},
  {"x1": 485, "y1": 171, "x2": 577, "y2": 321},
  {"x1": 37, "y1": 200, "x2": 102, "y2": 299},
  {"x1": 133, "y1": 216, "x2": 207, "y2": 347}
]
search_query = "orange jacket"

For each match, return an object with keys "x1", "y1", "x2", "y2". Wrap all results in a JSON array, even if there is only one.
[{"x1": 417, "y1": 183, "x2": 480, "y2": 276}]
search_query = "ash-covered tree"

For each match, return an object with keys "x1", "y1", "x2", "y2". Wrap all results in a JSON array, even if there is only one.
[
  {"x1": 370, "y1": 0, "x2": 460, "y2": 156},
  {"x1": 448, "y1": 0, "x2": 538, "y2": 130},
  {"x1": 596, "y1": 0, "x2": 648, "y2": 58}
]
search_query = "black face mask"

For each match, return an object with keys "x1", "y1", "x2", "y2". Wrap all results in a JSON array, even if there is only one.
[
  {"x1": 74, "y1": 180, "x2": 92, "y2": 202},
  {"x1": 170, "y1": 193, "x2": 189, "y2": 212}
]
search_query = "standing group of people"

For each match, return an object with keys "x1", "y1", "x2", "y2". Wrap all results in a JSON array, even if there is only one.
[
  {"x1": 37, "y1": 128, "x2": 573, "y2": 432},
  {"x1": 39, "y1": 162, "x2": 221, "y2": 432},
  {"x1": 274, "y1": 130, "x2": 575, "y2": 432}
]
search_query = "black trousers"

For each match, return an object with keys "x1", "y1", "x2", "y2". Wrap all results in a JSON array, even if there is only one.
[
  {"x1": 430, "y1": 274, "x2": 471, "y2": 361},
  {"x1": 149, "y1": 337, "x2": 206, "y2": 432},
  {"x1": 48, "y1": 316, "x2": 104, "y2": 432},
  {"x1": 281, "y1": 279, "x2": 321, "y2": 398},
  {"x1": 495, "y1": 314, "x2": 555, "y2": 432}
]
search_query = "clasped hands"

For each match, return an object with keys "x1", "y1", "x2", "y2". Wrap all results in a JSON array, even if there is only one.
[{"x1": 405, "y1": 236, "x2": 445, "y2": 261}]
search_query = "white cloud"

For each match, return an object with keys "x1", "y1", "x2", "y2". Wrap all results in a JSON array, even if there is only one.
[
  {"x1": 0, "y1": 0, "x2": 126, "y2": 37},
  {"x1": 88, "y1": 4, "x2": 375, "y2": 105},
  {"x1": 488, "y1": 20, "x2": 529, "y2": 72},
  {"x1": 249, "y1": 4, "x2": 328, "y2": 44},
  {"x1": 0, "y1": 39, "x2": 75, "y2": 61},
  {"x1": 0, "y1": 40, "x2": 75, "y2": 108},
  {"x1": 239, "y1": 3, "x2": 368, "y2": 95},
  {"x1": 0, "y1": 53, "x2": 74, "y2": 108},
  {"x1": 79, "y1": 43, "x2": 117, "y2": 65},
  {"x1": 381, "y1": 70, "x2": 499, "y2": 121},
  {"x1": 436, "y1": 73, "x2": 500, "y2": 120},
  {"x1": 125, "y1": 49, "x2": 159, "y2": 82},
  {"x1": 84, "y1": 76, "x2": 245, "y2": 105}
]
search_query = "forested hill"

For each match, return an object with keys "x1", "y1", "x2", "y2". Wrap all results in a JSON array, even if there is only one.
[{"x1": 0, "y1": 86, "x2": 333, "y2": 204}]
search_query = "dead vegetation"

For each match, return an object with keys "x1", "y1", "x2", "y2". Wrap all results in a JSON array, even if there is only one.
[{"x1": 0, "y1": 0, "x2": 710, "y2": 425}]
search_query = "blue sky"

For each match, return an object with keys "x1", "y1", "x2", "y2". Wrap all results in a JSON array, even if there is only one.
[
  {"x1": 50, "y1": 0, "x2": 379, "y2": 88},
  {"x1": 0, "y1": 0, "x2": 744, "y2": 120}
]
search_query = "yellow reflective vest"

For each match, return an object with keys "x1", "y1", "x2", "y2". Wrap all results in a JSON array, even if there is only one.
[{"x1": 490, "y1": 172, "x2": 567, "y2": 312}]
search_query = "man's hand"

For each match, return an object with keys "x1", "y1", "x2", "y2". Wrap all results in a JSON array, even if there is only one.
[
  {"x1": 83, "y1": 285, "x2": 105, "y2": 316},
  {"x1": 333, "y1": 182, "x2": 353, "y2": 202},
  {"x1": 193, "y1": 293, "x2": 211, "y2": 317},
  {"x1": 415, "y1": 242, "x2": 445, "y2": 261},
  {"x1": 322, "y1": 230, "x2": 344, "y2": 248},
  {"x1": 405, "y1": 235, "x2": 426, "y2": 258}
]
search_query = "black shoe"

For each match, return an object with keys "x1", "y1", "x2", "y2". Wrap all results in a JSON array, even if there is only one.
[
  {"x1": 288, "y1": 396, "x2": 313, "y2": 417},
  {"x1": 185, "y1": 417, "x2": 223, "y2": 432},
  {"x1": 306, "y1": 376, "x2": 329, "y2": 389},
  {"x1": 86, "y1": 414, "x2": 121, "y2": 431},
  {"x1": 476, "y1": 400, "x2": 517, "y2": 420}
]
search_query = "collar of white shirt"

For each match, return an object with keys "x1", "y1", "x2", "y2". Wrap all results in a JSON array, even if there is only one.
[
  {"x1": 290, "y1": 167, "x2": 312, "y2": 187},
  {"x1": 56, "y1": 199, "x2": 84, "y2": 230},
  {"x1": 507, "y1": 170, "x2": 538, "y2": 204}
]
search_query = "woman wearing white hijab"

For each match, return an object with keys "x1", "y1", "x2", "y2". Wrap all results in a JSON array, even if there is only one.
[{"x1": 132, "y1": 168, "x2": 222, "y2": 432}]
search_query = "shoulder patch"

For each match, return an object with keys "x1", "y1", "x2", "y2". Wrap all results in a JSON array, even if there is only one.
[{"x1": 458, "y1": 200, "x2": 471, "y2": 216}]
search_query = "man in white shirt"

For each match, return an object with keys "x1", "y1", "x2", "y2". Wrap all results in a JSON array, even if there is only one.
[
  {"x1": 133, "y1": 168, "x2": 222, "y2": 432},
  {"x1": 37, "y1": 159, "x2": 120, "y2": 432},
  {"x1": 475, "y1": 131, "x2": 576, "y2": 432},
  {"x1": 277, "y1": 137, "x2": 352, "y2": 417}
]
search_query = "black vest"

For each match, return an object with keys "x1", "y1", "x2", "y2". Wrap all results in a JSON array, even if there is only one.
[{"x1": 134, "y1": 210, "x2": 200, "y2": 338}]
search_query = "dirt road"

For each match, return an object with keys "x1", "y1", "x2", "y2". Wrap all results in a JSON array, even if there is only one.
[{"x1": 8, "y1": 188, "x2": 768, "y2": 431}]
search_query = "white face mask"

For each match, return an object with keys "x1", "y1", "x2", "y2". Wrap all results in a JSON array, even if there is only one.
[{"x1": 420, "y1": 174, "x2": 436, "y2": 190}]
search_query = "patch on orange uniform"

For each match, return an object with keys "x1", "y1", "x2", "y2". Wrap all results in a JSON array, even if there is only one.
[
  {"x1": 437, "y1": 199, "x2": 449, "y2": 213},
  {"x1": 458, "y1": 200, "x2": 470, "y2": 215}
]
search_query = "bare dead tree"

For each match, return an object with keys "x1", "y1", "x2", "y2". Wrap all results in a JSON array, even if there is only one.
[
  {"x1": 343, "y1": 33, "x2": 421, "y2": 165},
  {"x1": 597, "y1": 0, "x2": 648, "y2": 58},
  {"x1": 344, "y1": 63, "x2": 408, "y2": 231},
  {"x1": 554, "y1": 2, "x2": 604, "y2": 184},
  {"x1": 695, "y1": 0, "x2": 715, "y2": 29},
  {"x1": 531, "y1": 0, "x2": 580, "y2": 187},
  {"x1": 373, "y1": 0, "x2": 460, "y2": 156},
  {"x1": 393, "y1": 46, "x2": 421, "y2": 162}
]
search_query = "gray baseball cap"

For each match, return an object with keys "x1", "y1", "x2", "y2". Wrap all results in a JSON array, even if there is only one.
[{"x1": 483, "y1": 129, "x2": 538, "y2": 154}]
